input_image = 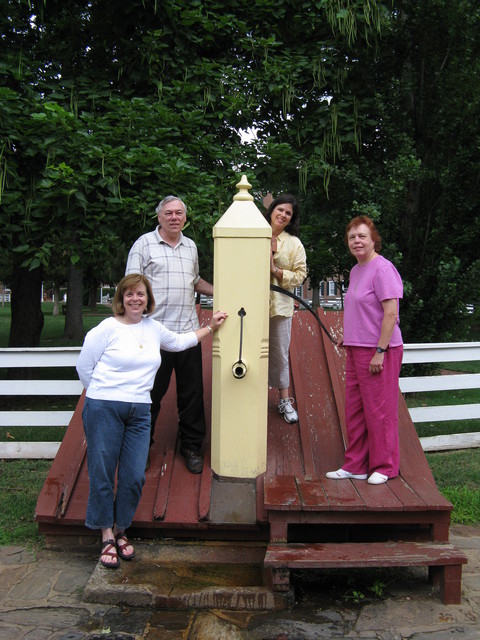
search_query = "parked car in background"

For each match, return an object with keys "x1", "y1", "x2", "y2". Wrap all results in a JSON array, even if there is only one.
[
  {"x1": 200, "y1": 295, "x2": 214, "y2": 308},
  {"x1": 319, "y1": 298, "x2": 342, "y2": 310}
]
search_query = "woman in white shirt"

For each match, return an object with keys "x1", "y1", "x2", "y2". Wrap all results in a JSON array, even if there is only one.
[
  {"x1": 264, "y1": 194, "x2": 307, "y2": 424},
  {"x1": 76, "y1": 273, "x2": 227, "y2": 568}
]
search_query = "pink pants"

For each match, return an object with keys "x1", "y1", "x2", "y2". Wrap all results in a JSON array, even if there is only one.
[{"x1": 343, "y1": 345, "x2": 403, "y2": 478}]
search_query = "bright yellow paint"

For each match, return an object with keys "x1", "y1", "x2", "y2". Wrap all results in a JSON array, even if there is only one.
[{"x1": 211, "y1": 175, "x2": 271, "y2": 478}]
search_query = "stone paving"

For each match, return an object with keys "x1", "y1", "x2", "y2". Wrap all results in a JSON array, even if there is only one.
[{"x1": 1, "y1": 525, "x2": 479, "y2": 639}]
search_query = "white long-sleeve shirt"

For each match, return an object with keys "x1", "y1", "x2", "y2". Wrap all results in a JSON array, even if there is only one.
[{"x1": 76, "y1": 316, "x2": 198, "y2": 403}]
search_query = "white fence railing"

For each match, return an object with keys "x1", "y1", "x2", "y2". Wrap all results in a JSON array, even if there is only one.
[
  {"x1": 1, "y1": 343, "x2": 479, "y2": 459},
  {"x1": 0, "y1": 348, "x2": 81, "y2": 459},
  {"x1": 400, "y1": 342, "x2": 480, "y2": 452}
]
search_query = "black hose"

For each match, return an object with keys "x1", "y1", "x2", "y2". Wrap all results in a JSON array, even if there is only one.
[{"x1": 269, "y1": 284, "x2": 338, "y2": 344}]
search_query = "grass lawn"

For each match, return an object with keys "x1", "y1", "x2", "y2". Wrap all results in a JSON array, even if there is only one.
[
  {"x1": 426, "y1": 449, "x2": 480, "y2": 524},
  {"x1": 0, "y1": 459, "x2": 52, "y2": 547},
  {"x1": 0, "y1": 302, "x2": 479, "y2": 546}
]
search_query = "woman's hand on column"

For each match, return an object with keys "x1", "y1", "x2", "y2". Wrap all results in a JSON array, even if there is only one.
[{"x1": 210, "y1": 310, "x2": 228, "y2": 331}]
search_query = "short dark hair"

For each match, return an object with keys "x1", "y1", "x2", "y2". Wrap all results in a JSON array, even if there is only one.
[
  {"x1": 264, "y1": 194, "x2": 300, "y2": 237},
  {"x1": 345, "y1": 215, "x2": 382, "y2": 252},
  {"x1": 112, "y1": 274, "x2": 155, "y2": 316}
]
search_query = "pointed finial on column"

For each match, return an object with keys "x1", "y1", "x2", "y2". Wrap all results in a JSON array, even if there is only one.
[{"x1": 233, "y1": 174, "x2": 254, "y2": 202}]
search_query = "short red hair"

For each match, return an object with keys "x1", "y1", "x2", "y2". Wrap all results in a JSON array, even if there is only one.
[{"x1": 345, "y1": 216, "x2": 382, "y2": 252}]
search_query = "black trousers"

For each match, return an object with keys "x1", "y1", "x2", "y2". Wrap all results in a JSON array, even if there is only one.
[{"x1": 150, "y1": 343, "x2": 206, "y2": 452}]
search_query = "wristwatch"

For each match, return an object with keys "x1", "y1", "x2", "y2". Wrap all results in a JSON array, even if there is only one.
[{"x1": 376, "y1": 346, "x2": 387, "y2": 353}]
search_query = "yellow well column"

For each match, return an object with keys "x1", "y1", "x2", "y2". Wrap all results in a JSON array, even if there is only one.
[{"x1": 211, "y1": 175, "x2": 271, "y2": 478}]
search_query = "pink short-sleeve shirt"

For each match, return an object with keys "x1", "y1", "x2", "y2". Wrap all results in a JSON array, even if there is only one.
[{"x1": 343, "y1": 255, "x2": 403, "y2": 347}]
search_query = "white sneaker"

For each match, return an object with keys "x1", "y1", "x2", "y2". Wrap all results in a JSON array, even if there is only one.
[
  {"x1": 368, "y1": 472, "x2": 388, "y2": 485},
  {"x1": 278, "y1": 398, "x2": 298, "y2": 423},
  {"x1": 325, "y1": 468, "x2": 368, "y2": 480}
]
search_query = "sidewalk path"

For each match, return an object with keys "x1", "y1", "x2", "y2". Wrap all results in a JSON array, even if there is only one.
[{"x1": 1, "y1": 525, "x2": 479, "y2": 639}]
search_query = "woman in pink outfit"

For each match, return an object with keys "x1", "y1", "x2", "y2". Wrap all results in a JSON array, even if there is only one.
[{"x1": 326, "y1": 216, "x2": 403, "y2": 485}]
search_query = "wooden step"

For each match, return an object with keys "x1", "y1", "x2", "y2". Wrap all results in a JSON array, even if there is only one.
[{"x1": 264, "y1": 541, "x2": 467, "y2": 604}]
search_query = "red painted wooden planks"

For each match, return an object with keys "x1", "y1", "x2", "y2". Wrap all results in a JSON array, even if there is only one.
[
  {"x1": 35, "y1": 394, "x2": 87, "y2": 523},
  {"x1": 264, "y1": 541, "x2": 467, "y2": 568},
  {"x1": 264, "y1": 476, "x2": 301, "y2": 510}
]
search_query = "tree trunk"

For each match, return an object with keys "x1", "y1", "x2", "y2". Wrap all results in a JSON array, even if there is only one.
[
  {"x1": 64, "y1": 261, "x2": 85, "y2": 340},
  {"x1": 52, "y1": 284, "x2": 61, "y2": 316},
  {"x1": 9, "y1": 260, "x2": 44, "y2": 347},
  {"x1": 86, "y1": 267, "x2": 97, "y2": 311}
]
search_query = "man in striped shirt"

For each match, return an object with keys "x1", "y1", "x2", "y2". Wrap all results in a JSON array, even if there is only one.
[{"x1": 126, "y1": 196, "x2": 214, "y2": 474}]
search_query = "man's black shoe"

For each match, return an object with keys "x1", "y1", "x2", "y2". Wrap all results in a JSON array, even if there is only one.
[{"x1": 181, "y1": 448, "x2": 203, "y2": 474}]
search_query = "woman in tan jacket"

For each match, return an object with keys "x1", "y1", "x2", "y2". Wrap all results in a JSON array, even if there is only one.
[{"x1": 264, "y1": 194, "x2": 307, "y2": 423}]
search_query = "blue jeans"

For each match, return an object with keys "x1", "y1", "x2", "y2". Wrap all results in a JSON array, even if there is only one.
[{"x1": 82, "y1": 398, "x2": 151, "y2": 531}]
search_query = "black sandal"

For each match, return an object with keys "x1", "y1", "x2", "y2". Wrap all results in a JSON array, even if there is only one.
[
  {"x1": 115, "y1": 532, "x2": 135, "y2": 560},
  {"x1": 100, "y1": 538, "x2": 120, "y2": 568}
]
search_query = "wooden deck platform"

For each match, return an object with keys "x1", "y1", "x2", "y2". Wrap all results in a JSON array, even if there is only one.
[
  {"x1": 264, "y1": 311, "x2": 454, "y2": 545},
  {"x1": 35, "y1": 309, "x2": 465, "y2": 602},
  {"x1": 35, "y1": 309, "x2": 453, "y2": 541}
]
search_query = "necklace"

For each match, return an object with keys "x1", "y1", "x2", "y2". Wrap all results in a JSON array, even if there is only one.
[{"x1": 127, "y1": 320, "x2": 144, "y2": 349}]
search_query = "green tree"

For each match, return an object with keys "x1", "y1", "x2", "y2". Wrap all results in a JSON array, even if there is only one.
[
  {"x1": 359, "y1": 0, "x2": 480, "y2": 340},
  {"x1": 11, "y1": 1, "x2": 480, "y2": 347},
  {"x1": 293, "y1": 0, "x2": 480, "y2": 343},
  {"x1": 2, "y1": 0, "x2": 385, "y2": 344}
]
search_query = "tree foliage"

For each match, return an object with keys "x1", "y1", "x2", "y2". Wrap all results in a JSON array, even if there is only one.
[
  {"x1": 362, "y1": 0, "x2": 480, "y2": 340},
  {"x1": 1, "y1": 0, "x2": 479, "y2": 345}
]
